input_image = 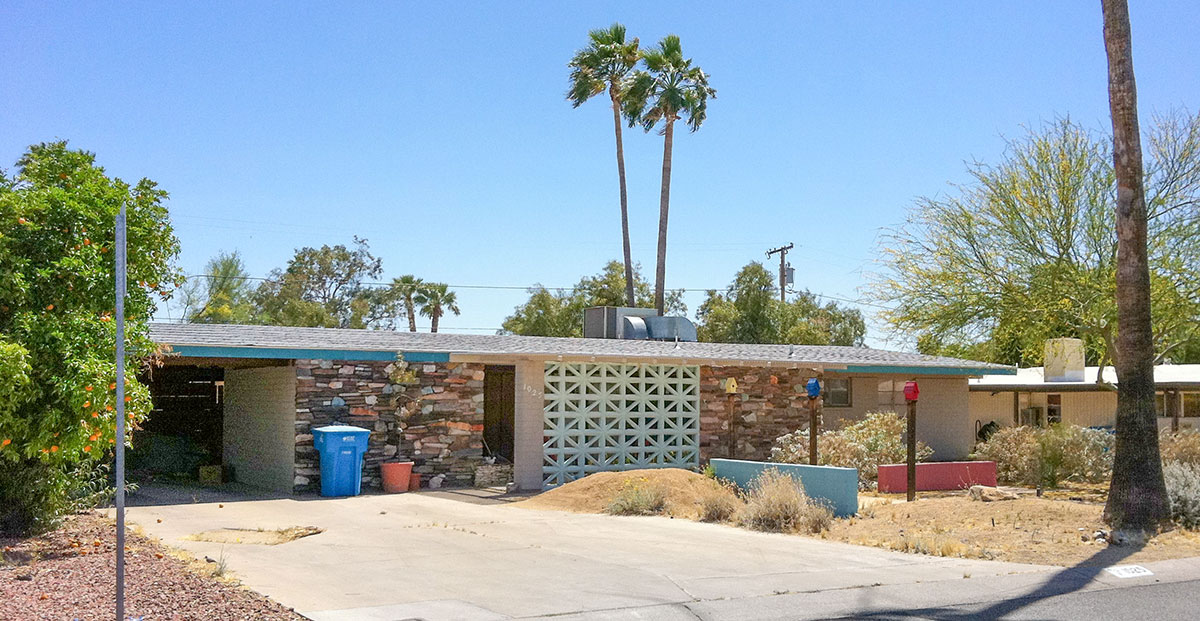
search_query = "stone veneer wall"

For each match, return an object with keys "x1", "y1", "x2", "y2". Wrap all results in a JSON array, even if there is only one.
[
  {"x1": 699, "y1": 366, "x2": 818, "y2": 462},
  {"x1": 293, "y1": 359, "x2": 486, "y2": 493}
]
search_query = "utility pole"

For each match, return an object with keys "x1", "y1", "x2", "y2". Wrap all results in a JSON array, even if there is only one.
[
  {"x1": 115, "y1": 202, "x2": 127, "y2": 619},
  {"x1": 765, "y1": 243, "x2": 794, "y2": 303}
]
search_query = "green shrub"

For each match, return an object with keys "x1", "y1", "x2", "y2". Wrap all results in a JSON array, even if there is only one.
[
  {"x1": 771, "y1": 411, "x2": 933, "y2": 489},
  {"x1": 737, "y1": 469, "x2": 832, "y2": 534},
  {"x1": 972, "y1": 426, "x2": 1038, "y2": 484},
  {"x1": 1164, "y1": 461, "x2": 1200, "y2": 530},
  {"x1": 697, "y1": 482, "x2": 741, "y2": 522},
  {"x1": 972, "y1": 424, "x2": 1113, "y2": 487},
  {"x1": 1161, "y1": 430, "x2": 1200, "y2": 467},
  {"x1": 605, "y1": 479, "x2": 667, "y2": 516}
]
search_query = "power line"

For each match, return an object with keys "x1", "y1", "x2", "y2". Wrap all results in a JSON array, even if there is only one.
[{"x1": 179, "y1": 273, "x2": 895, "y2": 310}]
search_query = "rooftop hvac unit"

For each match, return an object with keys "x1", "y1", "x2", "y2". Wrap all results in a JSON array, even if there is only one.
[{"x1": 583, "y1": 306, "x2": 659, "y2": 339}]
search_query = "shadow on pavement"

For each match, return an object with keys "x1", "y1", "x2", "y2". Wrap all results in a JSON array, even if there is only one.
[
  {"x1": 844, "y1": 539, "x2": 1146, "y2": 620},
  {"x1": 123, "y1": 481, "x2": 536, "y2": 508}
]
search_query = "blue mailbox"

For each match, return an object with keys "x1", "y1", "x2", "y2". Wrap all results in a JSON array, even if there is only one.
[
  {"x1": 806, "y1": 378, "x2": 822, "y2": 399},
  {"x1": 312, "y1": 425, "x2": 372, "y2": 497}
]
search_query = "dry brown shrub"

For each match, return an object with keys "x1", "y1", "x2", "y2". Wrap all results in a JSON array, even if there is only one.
[{"x1": 737, "y1": 469, "x2": 832, "y2": 534}]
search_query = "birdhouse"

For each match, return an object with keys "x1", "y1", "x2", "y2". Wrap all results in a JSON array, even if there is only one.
[
  {"x1": 805, "y1": 378, "x2": 821, "y2": 399},
  {"x1": 904, "y1": 381, "x2": 919, "y2": 402},
  {"x1": 724, "y1": 377, "x2": 739, "y2": 394}
]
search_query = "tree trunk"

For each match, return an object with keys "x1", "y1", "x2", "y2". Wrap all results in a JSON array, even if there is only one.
[
  {"x1": 406, "y1": 297, "x2": 417, "y2": 332},
  {"x1": 612, "y1": 90, "x2": 636, "y2": 308},
  {"x1": 654, "y1": 118, "x2": 675, "y2": 315},
  {"x1": 430, "y1": 310, "x2": 440, "y2": 333},
  {"x1": 1101, "y1": 0, "x2": 1169, "y2": 531}
]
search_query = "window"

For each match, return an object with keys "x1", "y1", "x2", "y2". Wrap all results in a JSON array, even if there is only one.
[
  {"x1": 1188, "y1": 393, "x2": 1200, "y2": 417},
  {"x1": 824, "y1": 378, "x2": 851, "y2": 407},
  {"x1": 877, "y1": 380, "x2": 906, "y2": 410},
  {"x1": 1047, "y1": 394, "x2": 1062, "y2": 424}
]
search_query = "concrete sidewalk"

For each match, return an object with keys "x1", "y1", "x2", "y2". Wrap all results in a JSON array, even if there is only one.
[{"x1": 116, "y1": 485, "x2": 1070, "y2": 620}]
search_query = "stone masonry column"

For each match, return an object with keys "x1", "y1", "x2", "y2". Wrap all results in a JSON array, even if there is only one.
[{"x1": 512, "y1": 359, "x2": 546, "y2": 491}]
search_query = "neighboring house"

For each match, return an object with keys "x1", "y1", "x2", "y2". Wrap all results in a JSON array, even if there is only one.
[
  {"x1": 969, "y1": 365, "x2": 1200, "y2": 433},
  {"x1": 145, "y1": 322, "x2": 1011, "y2": 494}
]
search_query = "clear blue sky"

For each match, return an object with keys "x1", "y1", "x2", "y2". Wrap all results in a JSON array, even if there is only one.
[{"x1": 4, "y1": 2, "x2": 1198, "y2": 347}]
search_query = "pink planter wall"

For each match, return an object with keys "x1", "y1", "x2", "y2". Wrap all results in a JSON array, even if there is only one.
[{"x1": 877, "y1": 461, "x2": 997, "y2": 493}]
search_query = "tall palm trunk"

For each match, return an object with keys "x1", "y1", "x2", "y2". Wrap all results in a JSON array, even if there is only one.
[
  {"x1": 611, "y1": 88, "x2": 636, "y2": 307},
  {"x1": 405, "y1": 296, "x2": 417, "y2": 332},
  {"x1": 430, "y1": 309, "x2": 440, "y2": 333},
  {"x1": 653, "y1": 118, "x2": 675, "y2": 315},
  {"x1": 1101, "y1": 0, "x2": 1169, "y2": 530}
]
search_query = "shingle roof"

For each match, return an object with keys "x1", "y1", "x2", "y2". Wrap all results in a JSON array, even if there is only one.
[{"x1": 149, "y1": 322, "x2": 1012, "y2": 375}]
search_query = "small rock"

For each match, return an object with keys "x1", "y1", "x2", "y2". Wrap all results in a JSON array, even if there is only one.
[{"x1": 968, "y1": 485, "x2": 1019, "y2": 502}]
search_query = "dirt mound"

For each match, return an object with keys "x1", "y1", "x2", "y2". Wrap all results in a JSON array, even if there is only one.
[{"x1": 517, "y1": 468, "x2": 731, "y2": 518}]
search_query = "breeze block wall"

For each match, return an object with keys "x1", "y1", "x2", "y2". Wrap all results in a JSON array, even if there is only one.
[{"x1": 293, "y1": 359, "x2": 486, "y2": 493}]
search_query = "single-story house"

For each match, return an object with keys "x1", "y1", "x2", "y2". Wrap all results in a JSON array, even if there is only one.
[
  {"x1": 969, "y1": 365, "x2": 1200, "y2": 432},
  {"x1": 143, "y1": 321, "x2": 1012, "y2": 494}
]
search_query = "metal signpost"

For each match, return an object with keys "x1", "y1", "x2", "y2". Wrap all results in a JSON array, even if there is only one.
[
  {"x1": 904, "y1": 381, "x2": 919, "y2": 503},
  {"x1": 115, "y1": 204, "x2": 127, "y2": 620}
]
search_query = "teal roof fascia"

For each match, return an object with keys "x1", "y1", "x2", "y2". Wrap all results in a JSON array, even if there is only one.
[
  {"x1": 842, "y1": 364, "x2": 1016, "y2": 377},
  {"x1": 169, "y1": 344, "x2": 449, "y2": 363}
]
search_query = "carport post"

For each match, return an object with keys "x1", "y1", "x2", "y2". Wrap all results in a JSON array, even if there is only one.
[{"x1": 114, "y1": 202, "x2": 127, "y2": 620}]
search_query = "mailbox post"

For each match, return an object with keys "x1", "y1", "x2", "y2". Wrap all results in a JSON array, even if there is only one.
[
  {"x1": 904, "y1": 381, "x2": 919, "y2": 502},
  {"x1": 806, "y1": 378, "x2": 822, "y2": 465}
]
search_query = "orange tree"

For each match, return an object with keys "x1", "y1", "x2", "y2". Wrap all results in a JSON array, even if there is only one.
[{"x1": 0, "y1": 142, "x2": 181, "y2": 534}]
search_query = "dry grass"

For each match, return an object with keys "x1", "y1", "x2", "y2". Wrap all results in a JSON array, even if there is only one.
[
  {"x1": 605, "y1": 479, "x2": 667, "y2": 516},
  {"x1": 517, "y1": 468, "x2": 740, "y2": 519},
  {"x1": 185, "y1": 526, "x2": 323, "y2": 546},
  {"x1": 825, "y1": 495, "x2": 1200, "y2": 566},
  {"x1": 738, "y1": 469, "x2": 832, "y2": 534}
]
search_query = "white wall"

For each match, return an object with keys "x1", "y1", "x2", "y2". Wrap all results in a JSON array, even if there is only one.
[
  {"x1": 223, "y1": 366, "x2": 296, "y2": 492},
  {"x1": 970, "y1": 391, "x2": 1013, "y2": 428},
  {"x1": 512, "y1": 360, "x2": 545, "y2": 491}
]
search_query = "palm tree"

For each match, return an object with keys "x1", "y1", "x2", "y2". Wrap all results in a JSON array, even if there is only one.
[
  {"x1": 567, "y1": 23, "x2": 640, "y2": 308},
  {"x1": 415, "y1": 283, "x2": 460, "y2": 333},
  {"x1": 1100, "y1": 0, "x2": 1169, "y2": 530},
  {"x1": 623, "y1": 35, "x2": 715, "y2": 315},
  {"x1": 390, "y1": 275, "x2": 424, "y2": 332}
]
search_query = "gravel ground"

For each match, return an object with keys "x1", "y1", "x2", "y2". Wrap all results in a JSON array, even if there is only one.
[{"x1": 0, "y1": 512, "x2": 303, "y2": 620}]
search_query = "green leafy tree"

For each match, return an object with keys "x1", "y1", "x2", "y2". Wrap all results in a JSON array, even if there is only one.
[
  {"x1": 389, "y1": 274, "x2": 424, "y2": 332},
  {"x1": 180, "y1": 250, "x2": 256, "y2": 324},
  {"x1": 871, "y1": 113, "x2": 1200, "y2": 369},
  {"x1": 254, "y1": 237, "x2": 389, "y2": 329},
  {"x1": 0, "y1": 142, "x2": 181, "y2": 533},
  {"x1": 568, "y1": 23, "x2": 640, "y2": 308},
  {"x1": 697, "y1": 263, "x2": 866, "y2": 346},
  {"x1": 623, "y1": 35, "x2": 715, "y2": 315},
  {"x1": 501, "y1": 261, "x2": 685, "y2": 337},
  {"x1": 414, "y1": 283, "x2": 460, "y2": 333}
]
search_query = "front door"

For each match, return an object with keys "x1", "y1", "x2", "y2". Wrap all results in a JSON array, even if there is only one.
[{"x1": 483, "y1": 365, "x2": 516, "y2": 463}]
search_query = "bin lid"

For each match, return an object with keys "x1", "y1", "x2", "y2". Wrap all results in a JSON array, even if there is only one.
[{"x1": 312, "y1": 424, "x2": 371, "y2": 435}]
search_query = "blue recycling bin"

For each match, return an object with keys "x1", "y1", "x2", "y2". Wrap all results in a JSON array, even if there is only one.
[{"x1": 312, "y1": 425, "x2": 372, "y2": 497}]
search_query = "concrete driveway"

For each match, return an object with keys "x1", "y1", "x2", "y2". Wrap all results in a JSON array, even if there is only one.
[{"x1": 120, "y1": 485, "x2": 1055, "y2": 620}]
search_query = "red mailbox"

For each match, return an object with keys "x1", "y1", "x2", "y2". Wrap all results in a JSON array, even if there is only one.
[{"x1": 904, "y1": 381, "x2": 919, "y2": 402}]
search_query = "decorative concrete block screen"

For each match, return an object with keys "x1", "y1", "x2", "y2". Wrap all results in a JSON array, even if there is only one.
[
  {"x1": 542, "y1": 362, "x2": 701, "y2": 486},
  {"x1": 709, "y1": 458, "x2": 859, "y2": 517}
]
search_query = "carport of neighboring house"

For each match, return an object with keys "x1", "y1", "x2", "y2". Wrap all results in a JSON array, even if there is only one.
[{"x1": 146, "y1": 322, "x2": 1014, "y2": 495}]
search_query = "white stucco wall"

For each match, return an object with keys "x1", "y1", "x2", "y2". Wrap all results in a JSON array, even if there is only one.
[
  {"x1": 223, "y1": 366, "x2": 296, "y2": 492},
  {"x1": 821, "y1": 374, "x2": 973, "y2": 460},
  {"x1": 512, "y1": 359, "x2": 545, "y2": 491}
]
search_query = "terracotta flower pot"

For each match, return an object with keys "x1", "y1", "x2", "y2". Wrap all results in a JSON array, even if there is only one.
[
  {"x1": 408, "y1": 472, "x2": 421, "y2": 492},
  {"x1": 380, "y1": 461, "x2": 414, "y2": 493}
]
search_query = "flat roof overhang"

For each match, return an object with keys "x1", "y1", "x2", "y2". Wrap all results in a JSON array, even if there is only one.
[{"x1": 970, "y1": 381, "x2": 1200, "y2": 393}]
